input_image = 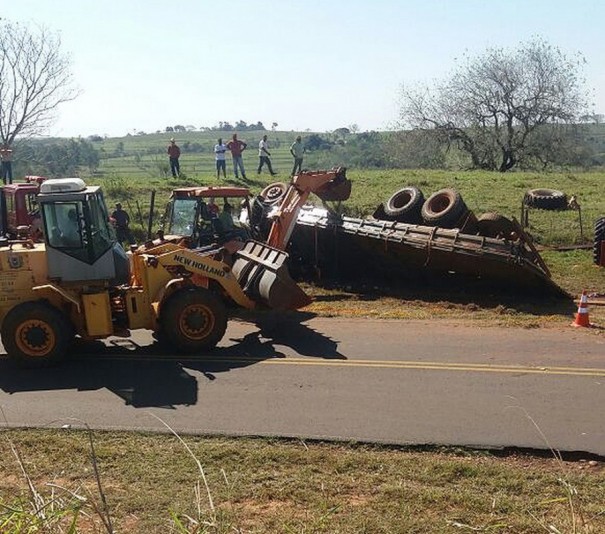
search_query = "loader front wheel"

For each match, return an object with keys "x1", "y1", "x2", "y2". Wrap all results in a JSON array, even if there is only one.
[
  {"x1": 1, "y1": 302, "x2": 73, "y2": 367},
  {"x1": 161, "y1": 288, "x2": 227, "y2": 353}
]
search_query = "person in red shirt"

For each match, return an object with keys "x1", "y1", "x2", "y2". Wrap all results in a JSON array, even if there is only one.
[
  {"x1": 226, "y1": 133, "x2": 248, "y2": 181},
  {"x1": 167, "y1": 138, "x2": 181, "y2": 178}
]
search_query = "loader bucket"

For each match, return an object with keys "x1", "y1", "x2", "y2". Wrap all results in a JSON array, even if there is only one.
[
  {"x1": 232, "y1": 240, "x2": 311, "y2": 310},
  {"x1": 316, "y1": 168, "x2": 352, "y2": 202}
]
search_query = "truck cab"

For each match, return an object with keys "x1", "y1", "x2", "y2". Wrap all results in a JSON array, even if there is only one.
[{"x1": 0, "y1": 176, "x2": 47, "y2": 240}]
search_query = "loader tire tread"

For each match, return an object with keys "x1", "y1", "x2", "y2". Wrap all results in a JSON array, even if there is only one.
[
  {"x1": 1, "y1": 301, "x2": 73, "y2": 367},
  {"x1": 160, "y1": 287, "x2": 227, "y2": 353}
]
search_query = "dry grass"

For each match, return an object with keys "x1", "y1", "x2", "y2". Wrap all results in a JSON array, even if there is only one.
[
  {"x1": 1, "y1": 429, "x2": 605, "y2": 533},
  {"x1": 298, "y1": 281, "x2": 605, "y2": 331}
]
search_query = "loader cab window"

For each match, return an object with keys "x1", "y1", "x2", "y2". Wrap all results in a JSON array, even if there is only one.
[
  {"x1": 42, "y1": 193, "x2": 114, "y2": 264},
  {"x1": 87, "y1": 190, "x2": 114, "y2": 253},
  {"x1": 168, "y1": 198, "x2": 198, "y2": 236},
  {"x1": 45, "y1": 202, "x2": 85, "y2": 255}
]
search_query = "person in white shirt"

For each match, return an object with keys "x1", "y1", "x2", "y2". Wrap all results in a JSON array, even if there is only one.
[
  {"x1": 214, "y1": 138, "x2": 228, "y2": 179},
  {"x1": 257, "y1": 134, "x2": 277, "y2": 176}
]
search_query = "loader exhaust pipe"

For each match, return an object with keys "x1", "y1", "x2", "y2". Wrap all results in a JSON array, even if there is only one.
[{"x1": 232, "y1": 241, "x2": 311, "y2": 310}]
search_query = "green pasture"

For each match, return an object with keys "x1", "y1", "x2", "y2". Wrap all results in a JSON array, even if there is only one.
[
  {"x1": 95, "y1": 129, "x2": 308, "y2": 178},
  {"x1": 69, "y1": 132, "x2": 605, "y2": 299}
]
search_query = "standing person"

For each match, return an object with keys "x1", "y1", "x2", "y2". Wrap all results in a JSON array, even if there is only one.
[
  {"x1": 214, "y1": 138, "x2": 228, "y2": 179},
  {"x1": 167, "y1": 138, "x2": 181, "y2": 178},
  {"x1": 289, "y1": 136, "x2": 304, "y2": 176},
  {"x1": 0, "y1": 143, "x2": 14, "y2": 185},
  {"x1": 111, "y1": 203, "x2": 135, "y2": 246},
  {"x1": 257, "y1": 134, "x2": 277, "y2": 176},
  {"x1": 227, "y1": 133, "x2": 248, "y2": 180}
]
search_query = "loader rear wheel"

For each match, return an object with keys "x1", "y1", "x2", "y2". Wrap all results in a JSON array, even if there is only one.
[
  {"x1": 160, "y1": 288, "x2": 227, "y2": 353},
  {"x1": 1, "y1": 302, "x2": 73, "y2": 367}
]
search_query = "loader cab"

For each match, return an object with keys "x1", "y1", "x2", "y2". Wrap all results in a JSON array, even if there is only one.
[
  {"x1": 163, "y1": 186, "x2": 253, "y2": 246},
  {"x1": 37, "y1": 178, "x2": 130, "y2": 284}
]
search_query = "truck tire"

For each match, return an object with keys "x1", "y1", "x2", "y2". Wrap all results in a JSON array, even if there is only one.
[
  {"x1": 594, "y1": 217, "x2": 605, "y2": 266},
  {"x1": 259, "y1": 182, "x2": 288, "y2": 204},
  {"x1": 1, "y1": 301, "x2": 73, "y2": 367},
  {"x1": 475, "y1": 212, "x2": 516, "y2": 240},
  {"x1": 160, "y1": 288, "x2": 227, "y2": 353},
  {"x1": 524, "y1": 189, "x2": 567, "y2": 210},
  {"x1": 421, "y1": 188, "x2": 468, "y2": 228},
  {"x1": 383, "y1": 187, "x2": 424, "y2": 223}
]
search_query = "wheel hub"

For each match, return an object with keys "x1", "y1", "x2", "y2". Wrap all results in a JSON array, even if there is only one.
[
  {"x1": 16, "y1": 320, "x2": 54, "y2": 356},
  {"x1": 180, "y1": 304, "x2": 214, "y2": 339}
]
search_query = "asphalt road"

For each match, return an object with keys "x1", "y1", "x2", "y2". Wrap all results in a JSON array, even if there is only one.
[{"x1": 1, "y1": 314, "x2": 604, "y2": 455}]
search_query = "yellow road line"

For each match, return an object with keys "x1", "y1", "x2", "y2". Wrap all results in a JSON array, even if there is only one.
[
  {"x1": 256, "y1": 358, "x2": 605, "y2": 377},
  {"x1": 90, "y1": 354, "x2": 605, "y2": 378}
]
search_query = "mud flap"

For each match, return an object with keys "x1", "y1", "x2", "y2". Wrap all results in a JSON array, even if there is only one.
[{"x1": 232, "y1": 241, "x2": 311, "y2": 310}]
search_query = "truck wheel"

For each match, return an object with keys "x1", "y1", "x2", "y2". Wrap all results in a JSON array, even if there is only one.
[
  {"x1": 1, "y1": 302, "x2": 73, "y2": 367},
  {"x1": 383, "y1": 187, "x2": 425, "y2": 223},
  {"x1": 594, "y1": 217, "x2": 605, "y2": 266},
  {"x1": 475, "y1": 212, "x2": 516, "y2": 240},
  {"x1": 523, "y1": 189, "x2": 567, "y2": 210},
  {"x1": 160, "y1": 288, "x2": 227, "y2": 353},
  {"x1": 421, "y1": 188, "x2": 468, "y2": 228},
  {"x1": 259, "y1": 182, "x2": 288, "y2": 204}
]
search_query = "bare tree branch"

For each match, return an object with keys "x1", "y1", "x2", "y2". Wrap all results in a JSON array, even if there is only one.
[
  {"x1": 0, "y1": 21, "x2": 79, "y2": 146},
  {"x1": 399, "y1": 38, "x2": 590, "y2": 172}
]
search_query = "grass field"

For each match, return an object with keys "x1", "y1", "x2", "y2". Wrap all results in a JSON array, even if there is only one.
[
  {"x1": 70, "y1": 133, "x2": 605, "y2": 312},
  {"x1": 86, "y1": 131, "x2": 605, "y2": 249},
  {"x1": 1, "y1": 429, "x2": 604, "y2": 533}
]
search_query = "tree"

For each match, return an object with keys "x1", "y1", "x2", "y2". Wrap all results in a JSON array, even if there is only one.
[
  {"x1": 333, "y1": 127, "x2": 351, "y2": 139},
  {"x1": 0, "y1": 21, "x2": 78, "y2": 145},
  {"x1": 399, "y1": 38, "x2": 590, "y2": 172},
  {"x1": 303, "y1": 134, "x2": 334, "y2": 152}
]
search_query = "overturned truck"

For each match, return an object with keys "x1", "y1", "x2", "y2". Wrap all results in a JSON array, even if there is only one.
[{"x1": 252, "y1": 182, "x2": 566, "y2": 297}]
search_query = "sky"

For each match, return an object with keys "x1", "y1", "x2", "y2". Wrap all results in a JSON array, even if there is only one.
[{"x1": 3, "y1": 0, "x2": 605, "y2": 138}]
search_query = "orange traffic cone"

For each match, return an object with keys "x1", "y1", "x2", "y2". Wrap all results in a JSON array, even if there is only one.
[{"x1": 572, "y1": 291, "x2": 592, "y2": 328}]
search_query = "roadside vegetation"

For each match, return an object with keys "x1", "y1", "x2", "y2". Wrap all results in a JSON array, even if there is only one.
[{"x1": 1, "y1": 429, "x2": 605, "y2": 533}]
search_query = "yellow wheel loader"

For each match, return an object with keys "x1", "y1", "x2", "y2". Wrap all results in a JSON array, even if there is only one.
[{"x1": 0, "y1": 176, "x2": 344, "y2": 367}]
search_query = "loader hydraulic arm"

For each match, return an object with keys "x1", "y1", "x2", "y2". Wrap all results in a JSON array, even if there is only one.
[{"x1": 265, "y1": 167, "x2": 351, "y2": 250}]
